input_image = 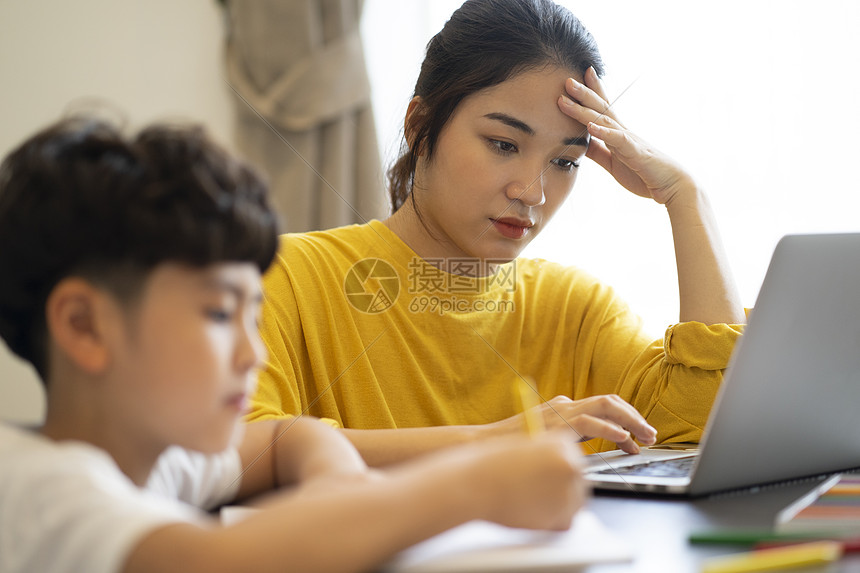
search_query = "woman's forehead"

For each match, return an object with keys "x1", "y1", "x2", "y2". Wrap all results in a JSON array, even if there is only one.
[{"x1": 453, "y1": 67, "x2": 587, "y2": 133}]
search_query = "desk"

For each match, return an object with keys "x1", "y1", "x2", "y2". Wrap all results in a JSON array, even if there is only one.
[{"x1": 585, "y1": 480, "x2": 860, "y2": 572}]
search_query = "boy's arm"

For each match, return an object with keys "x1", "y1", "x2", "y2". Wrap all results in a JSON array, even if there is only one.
[
  {"x1": 123, "y1": 432, "x2": 586, "y2": 573},
  {"x1": 234, "y1": 417, "x2": 367, "y2": 501}
]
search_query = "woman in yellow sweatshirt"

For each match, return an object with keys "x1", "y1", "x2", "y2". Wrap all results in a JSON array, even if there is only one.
[{"x1": 248, "y1": 0, "x2": 746, "y2": 465}]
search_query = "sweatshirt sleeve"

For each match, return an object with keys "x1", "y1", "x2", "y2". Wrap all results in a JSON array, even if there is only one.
[{"x1": 578, "y1": 283, "x2": 744, "y2": 452}]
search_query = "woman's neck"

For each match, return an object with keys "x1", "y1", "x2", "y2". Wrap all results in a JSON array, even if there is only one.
[{"x1": 383, "y1": 199, "x2": 498, "y2": 277}]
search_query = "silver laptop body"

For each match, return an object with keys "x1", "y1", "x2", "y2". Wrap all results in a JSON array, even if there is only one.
[{"x1": 584, "y1": 233, "x2": 860, "y2": 496}]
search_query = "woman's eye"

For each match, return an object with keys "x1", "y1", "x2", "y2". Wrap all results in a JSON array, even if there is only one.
[
  {"x1": 489, "y1": 139, "x2": 517, "y2": 154},
  {"x1": 553, "y1": 158, "x2": 580, "y2": 172}
]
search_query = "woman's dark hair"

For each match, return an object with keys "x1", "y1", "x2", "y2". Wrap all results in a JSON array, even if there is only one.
[
  {"x1": 387, "y1": 0, "x2": 605, "y2": 211},
  {"x1": 0, "y1": 115, "x2": 279, "y2": 381}
]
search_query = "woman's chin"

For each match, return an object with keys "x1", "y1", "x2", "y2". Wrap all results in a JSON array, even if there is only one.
[{"x1": 478, "y1": 239, "x2": 531, "y2": 263}]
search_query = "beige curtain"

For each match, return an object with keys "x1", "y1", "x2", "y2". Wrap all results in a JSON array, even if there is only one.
[{"x1": 224, "y1": 0, "x2": 387, "y2": 233}]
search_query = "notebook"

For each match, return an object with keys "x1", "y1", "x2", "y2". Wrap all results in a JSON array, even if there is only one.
[
  {"x1": 380, "y1": 509, "x2": 633, "y2": 572},
  {"x1": 584, "y1": 233, "x2": 860, "y2": 496},
  {"x1": 776, "y1": 473, "x2": 860, "y2": 533}
]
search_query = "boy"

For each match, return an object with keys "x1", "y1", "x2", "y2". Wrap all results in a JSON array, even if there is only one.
[{"x1": 0, "y1": 116, "x2": 586, "y2": 573}]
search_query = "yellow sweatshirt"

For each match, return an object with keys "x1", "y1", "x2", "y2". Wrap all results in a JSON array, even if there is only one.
[{"x1": 249, "y1": 220, "x2": 744, "y2": 452}]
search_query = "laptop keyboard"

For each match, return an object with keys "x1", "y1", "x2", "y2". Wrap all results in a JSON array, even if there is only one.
[{"x1": 594, "y1": 456, "x2": 696, "y2": 478}]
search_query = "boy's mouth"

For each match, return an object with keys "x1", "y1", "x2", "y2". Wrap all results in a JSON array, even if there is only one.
[{"x1": 225, "y1": 392, "x2": 248, "y2": 412}]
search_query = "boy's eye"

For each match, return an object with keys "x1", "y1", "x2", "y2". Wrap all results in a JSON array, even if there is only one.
[{"x1": 205, "y1": 308, "x2": 233, "y2": 322}]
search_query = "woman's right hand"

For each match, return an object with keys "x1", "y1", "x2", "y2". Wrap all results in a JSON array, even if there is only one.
[{"x1": 489, "y1": 394, "x2": 657, "y2": 454}]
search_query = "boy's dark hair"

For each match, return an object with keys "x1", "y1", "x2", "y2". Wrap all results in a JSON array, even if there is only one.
[
  {"x1": 0, "y1": 115, "x2": 279, "y2": 382},
  {"x1": 387, "y1": 0, "x2": 605, "y2": 211}
]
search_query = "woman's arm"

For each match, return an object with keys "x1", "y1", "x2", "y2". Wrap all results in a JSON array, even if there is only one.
[
  {"x1": 123, "y1": 431, "x2": 586, "y2": 573},
  {"x1": 559, "y1": 67, "x2": 745, "y2": 325},
  {"x1": 664, "y1": 186, "x2": 745, "y2": 324},
  {"x1": 341, "y1": 424, "x2": 484, "y2": 466},
  {"x1": 344, "y1": 393, "x2": 657, "y2": 466}
]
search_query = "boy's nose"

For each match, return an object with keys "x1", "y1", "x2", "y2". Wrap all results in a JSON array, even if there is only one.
[{"x1": 236, "y1": 324, "x2": 266, "y2": 373}]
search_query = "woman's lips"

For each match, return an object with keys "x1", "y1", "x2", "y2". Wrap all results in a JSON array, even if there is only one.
[{"x1": 490, "y1": 218, "x2": 533, "y2": 239}]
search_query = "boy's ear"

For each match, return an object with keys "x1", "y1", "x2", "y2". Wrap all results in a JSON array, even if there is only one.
[
  {"x1": 45, "y1": 278, "x2": 117, "y2": 375},
  {"x1": 405, "y1": 96, "x2": 428, "y2": 156}
]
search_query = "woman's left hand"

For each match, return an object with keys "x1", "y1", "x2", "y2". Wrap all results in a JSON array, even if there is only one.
[{"x1": 558, "y1": 66, "x2": 694, "y2": 206}]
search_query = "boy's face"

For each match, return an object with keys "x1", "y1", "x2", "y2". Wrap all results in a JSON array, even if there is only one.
[{"x1": 107, "y1": 262, "x2": 265, "y2": 454}]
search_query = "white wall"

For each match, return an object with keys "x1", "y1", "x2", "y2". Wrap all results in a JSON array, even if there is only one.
[{"x1": 0, "y1": 0, "x2": 233, "y2": 423}]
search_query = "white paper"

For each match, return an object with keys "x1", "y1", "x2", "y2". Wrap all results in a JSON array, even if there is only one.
[{"x1": 381, "y1": 510, "x2": 633, "y2": 573}]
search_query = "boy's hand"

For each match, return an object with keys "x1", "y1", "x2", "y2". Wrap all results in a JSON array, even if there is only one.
[{"x1": 466, "y1": 432, "x2": 588, "y2": 531}]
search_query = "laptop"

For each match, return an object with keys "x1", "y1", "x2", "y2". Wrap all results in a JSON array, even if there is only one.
[{"x1": 584, "y1": 233, "x2": 860, "y2": 496}]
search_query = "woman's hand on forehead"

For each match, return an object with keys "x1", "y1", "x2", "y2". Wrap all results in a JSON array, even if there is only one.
[{"x1": 558, "y1": 67, "x2": 695, "y2": 206}]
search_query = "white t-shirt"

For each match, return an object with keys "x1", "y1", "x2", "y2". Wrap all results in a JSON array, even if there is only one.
[{"x1": 0, "y1": 424, "x2": 242, "y2": 573}]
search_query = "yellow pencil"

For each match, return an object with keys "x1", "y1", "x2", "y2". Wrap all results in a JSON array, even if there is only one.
[
  {"x1": 515, "y1": 377, "x2": 545, "y2": 437},
  {"x1": 700, "y1": 540, "x2": 843, "y2": 573}
]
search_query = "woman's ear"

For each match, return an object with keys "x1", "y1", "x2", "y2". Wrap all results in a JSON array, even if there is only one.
[
  {"x1": 45, "y1": 278, "x2": 117, "y2": 375},
  {"x1": 405, "y1": 96, "x2": 427, "y2": 156}
]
